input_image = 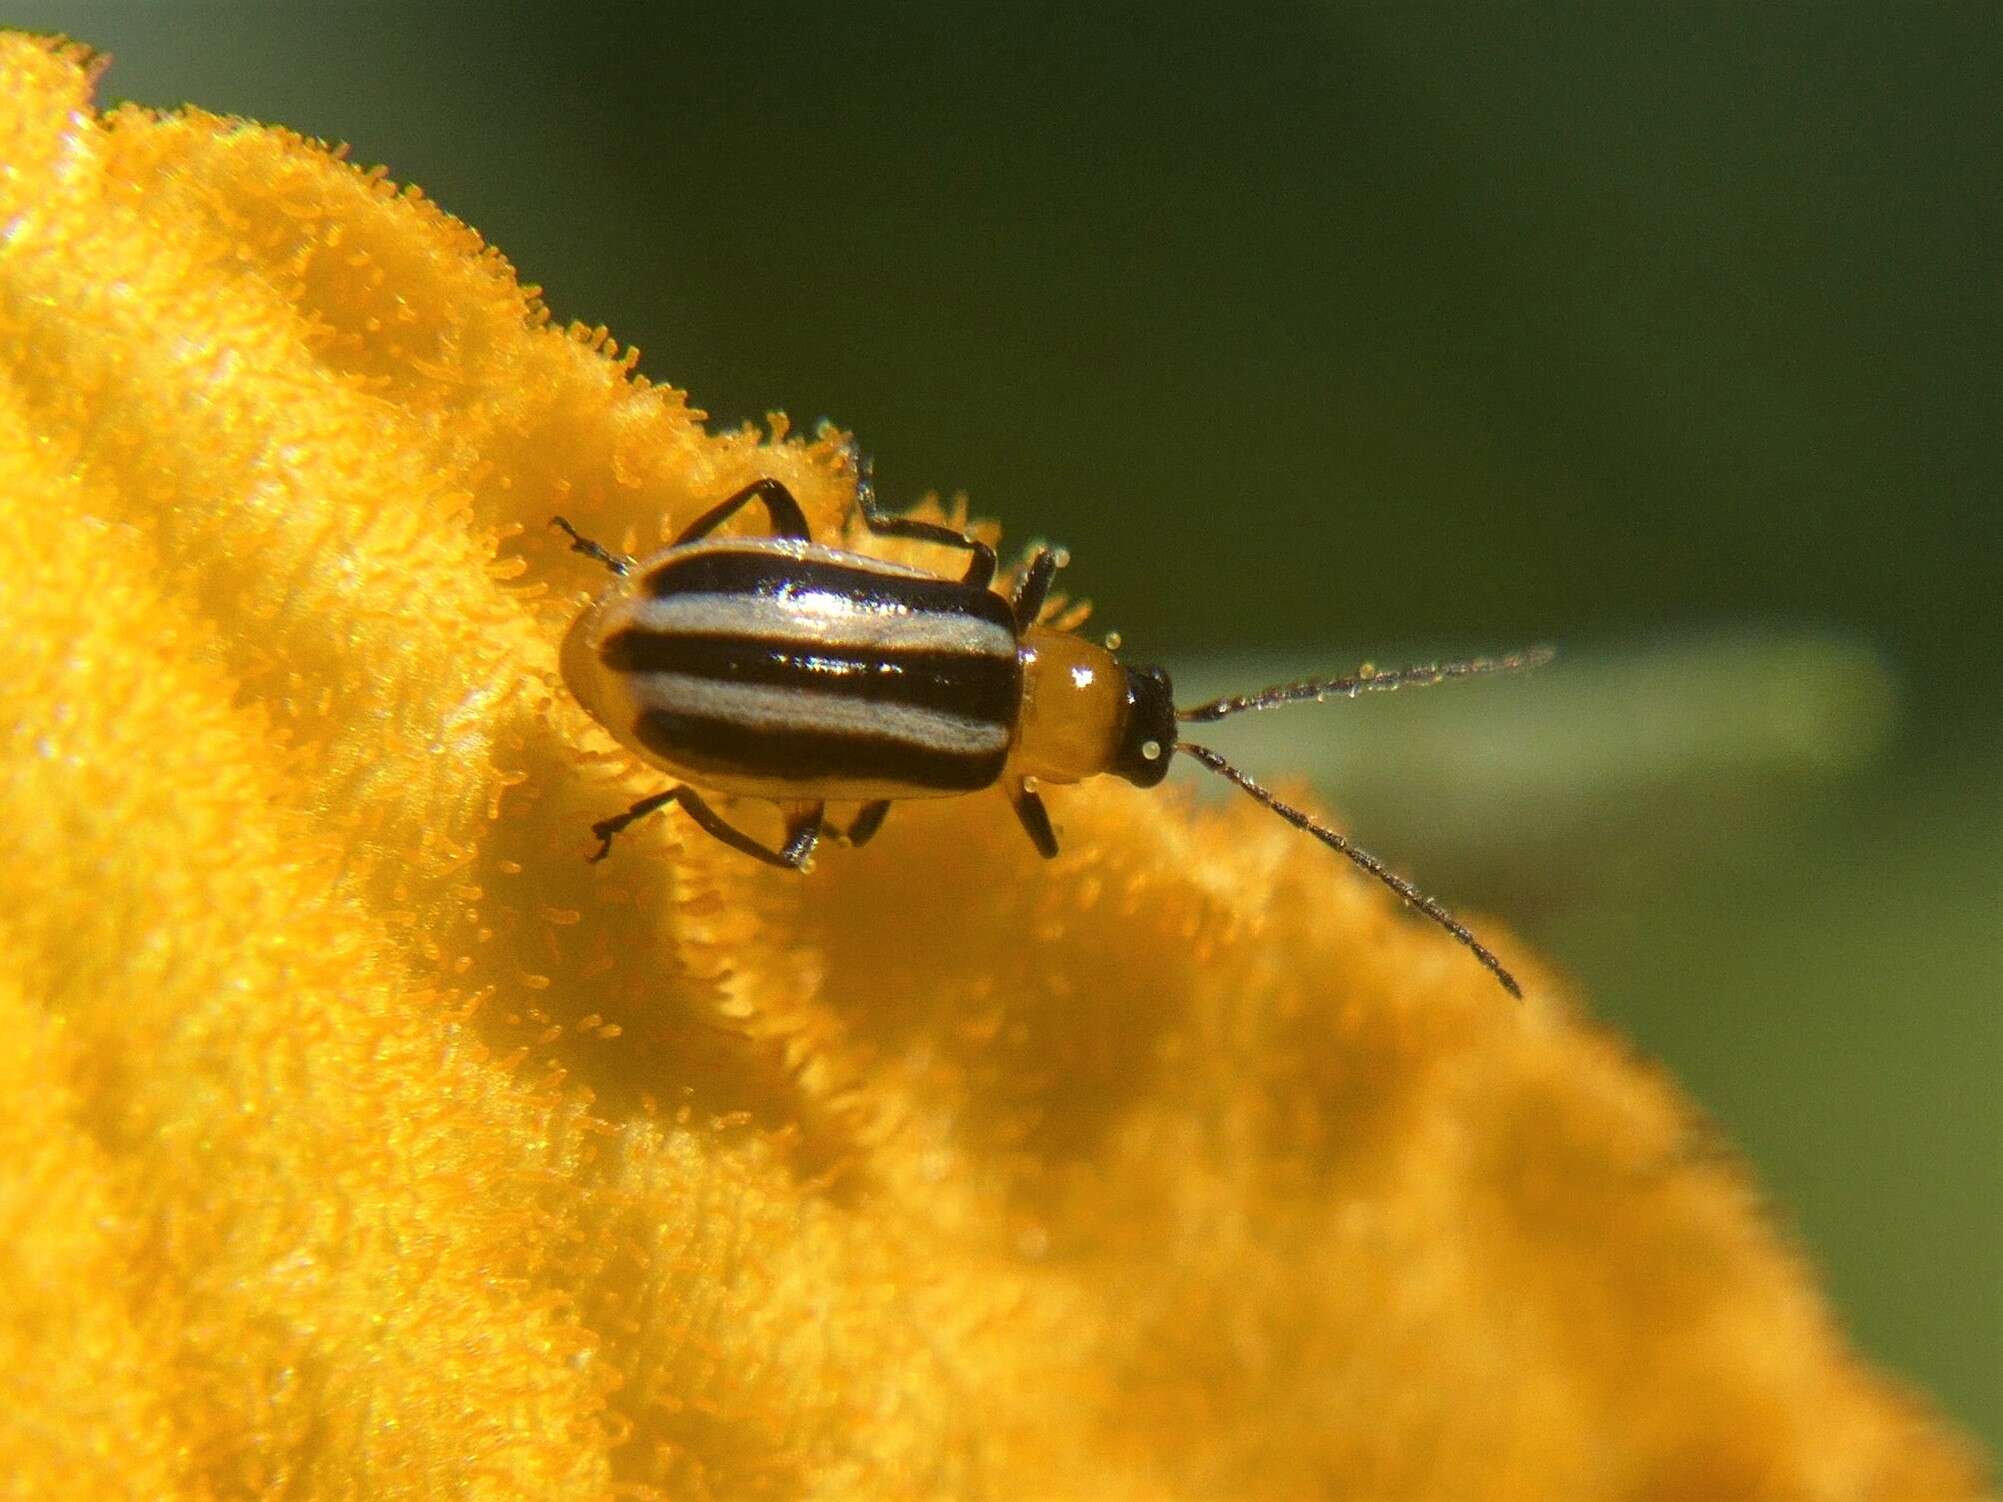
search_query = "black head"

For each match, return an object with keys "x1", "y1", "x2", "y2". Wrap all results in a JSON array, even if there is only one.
[{"x1": 1112, "y1": 664, "x2": 1177, "y2": 787}]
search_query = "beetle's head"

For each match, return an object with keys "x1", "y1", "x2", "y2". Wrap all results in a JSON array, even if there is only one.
[{"x1": 1111, "y1": 664, "x2": 1177, "y2": 787}]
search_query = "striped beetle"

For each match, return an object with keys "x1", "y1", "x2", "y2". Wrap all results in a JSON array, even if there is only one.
[{"x1": 554, "y1": 459, "x2": 1550, "y2": 996}]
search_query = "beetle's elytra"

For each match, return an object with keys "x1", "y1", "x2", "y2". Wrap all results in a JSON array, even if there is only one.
[{"x1": 554, "y1": 462, "x2": 1549, "y2": 997}]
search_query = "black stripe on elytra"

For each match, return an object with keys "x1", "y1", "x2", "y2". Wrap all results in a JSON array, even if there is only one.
[
  {"x1": 601, "y1": 631, "x2": 1021, "y2": 725},
  {"x1": 634, "y1": 709, "x2": 1007, "y2": 791},
  {"x1": 643, "y1": 547, "x2": 1015, "y2": 629}
]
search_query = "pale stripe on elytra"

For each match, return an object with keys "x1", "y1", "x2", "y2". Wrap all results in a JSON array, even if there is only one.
[{"x1": 624, "y1": 592, "x2": 1017, "y2": 657}]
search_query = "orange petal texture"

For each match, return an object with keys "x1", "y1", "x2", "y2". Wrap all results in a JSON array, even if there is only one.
[{"x1": 0, "y1": 32, "x2": 1984, "y2": 1501}]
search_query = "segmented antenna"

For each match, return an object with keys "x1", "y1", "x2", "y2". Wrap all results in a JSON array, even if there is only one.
[
  {"x1": 1178, "y1": 646, "x2": 1555, "y2": 724},
  {"x1": 1177, "y1": 741, "x2": 1524, "y2": 999}
]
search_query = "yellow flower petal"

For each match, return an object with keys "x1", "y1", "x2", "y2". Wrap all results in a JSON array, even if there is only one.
[{"x1": 0, "y1": 32, "x2": 1983, "y2": 1499}]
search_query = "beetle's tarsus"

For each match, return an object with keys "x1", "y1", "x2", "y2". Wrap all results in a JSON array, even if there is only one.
[{"x1": 550, "y1": 515, "x2": 632, "y2": 577}]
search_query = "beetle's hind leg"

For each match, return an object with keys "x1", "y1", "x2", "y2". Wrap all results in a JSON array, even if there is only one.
[
  {"x1": 591, "y1": 787, "x2": 824, "y2": 870},
  {"x1": 850, "y1": 449, "x2": 997, "y2": 589}
]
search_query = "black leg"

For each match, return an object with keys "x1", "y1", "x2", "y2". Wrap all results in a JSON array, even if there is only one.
[
  {"x1": 590, "y1": 787, "x2": 676, "y2": 857},
  {"x1": 842, "y1": 800, "x2": 892, "y2": 847},
  {"x1": 1011, "y1": 548, "x2": 1060, "y2": 630},
  {"x1": 1010, "y1": 784, "x2": 1060, "y2": 859},
  {"x1": 674, "y1": 478, "x2": 812, "y2": 546},
  {"x1": 591, "y1": 786, "x2": 824, "y2": 870},
  {"x1": 550, "y1": 516, "x2": 632, "y2": 577},
  {"x1": 851, "y1": 450, "x2": 997, "y2": 589}
]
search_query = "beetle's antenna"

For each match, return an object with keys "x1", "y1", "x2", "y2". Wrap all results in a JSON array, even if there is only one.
[
  {"x1": 1177, "y1": 741, "x2": 1523, "y2": 999},
  {"x1": 1177, "y1": 646, "x2": 1554, "y2": 723}
]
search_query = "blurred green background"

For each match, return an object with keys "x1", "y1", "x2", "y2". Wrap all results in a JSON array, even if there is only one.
[{"x1": 18, "y1": 1, "x2": 1996, "y2": 1447}]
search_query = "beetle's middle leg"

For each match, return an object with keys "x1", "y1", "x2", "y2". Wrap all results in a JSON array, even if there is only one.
[
  {"x1": 849, "y1": 449, "x2": 998, "y2": 589},
  {"x1": 674, "y1": 478, "x2": 812, "y2": 545},
  {"x1": 591, "y1": 787, "x2": 824, "y2": 870}
]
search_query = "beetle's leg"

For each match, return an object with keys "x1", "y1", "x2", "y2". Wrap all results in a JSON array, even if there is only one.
[
  {"x1": 673, "y1": 478, "x2": 812, "y2": 545},
  {"x1": 1011, "y1": 548, "x2": 1060, "y2": 630},
  {"x1": 591, "y1": 786, "x2": 823, "y2": 870},
  {"x1": 589, "y1": 788, "x2": 678, "y2": 860},
  {"x1": 550, "y1": 516, "x2": 633, "y2": 577},
  {"x1": 1009, "y1": 783, "x2": 1060, "y2": 859},
  {"x1": 852, "y1": 452, "x2": 997, "y2": 589},
  {"x1": 841, "y1": 800, "x2": 892, "y2": 848}
]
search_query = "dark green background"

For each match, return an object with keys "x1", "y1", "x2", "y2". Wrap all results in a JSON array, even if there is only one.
[{"x1": 18, "y1": 2, "x2": 1996, "y2": 1450}]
